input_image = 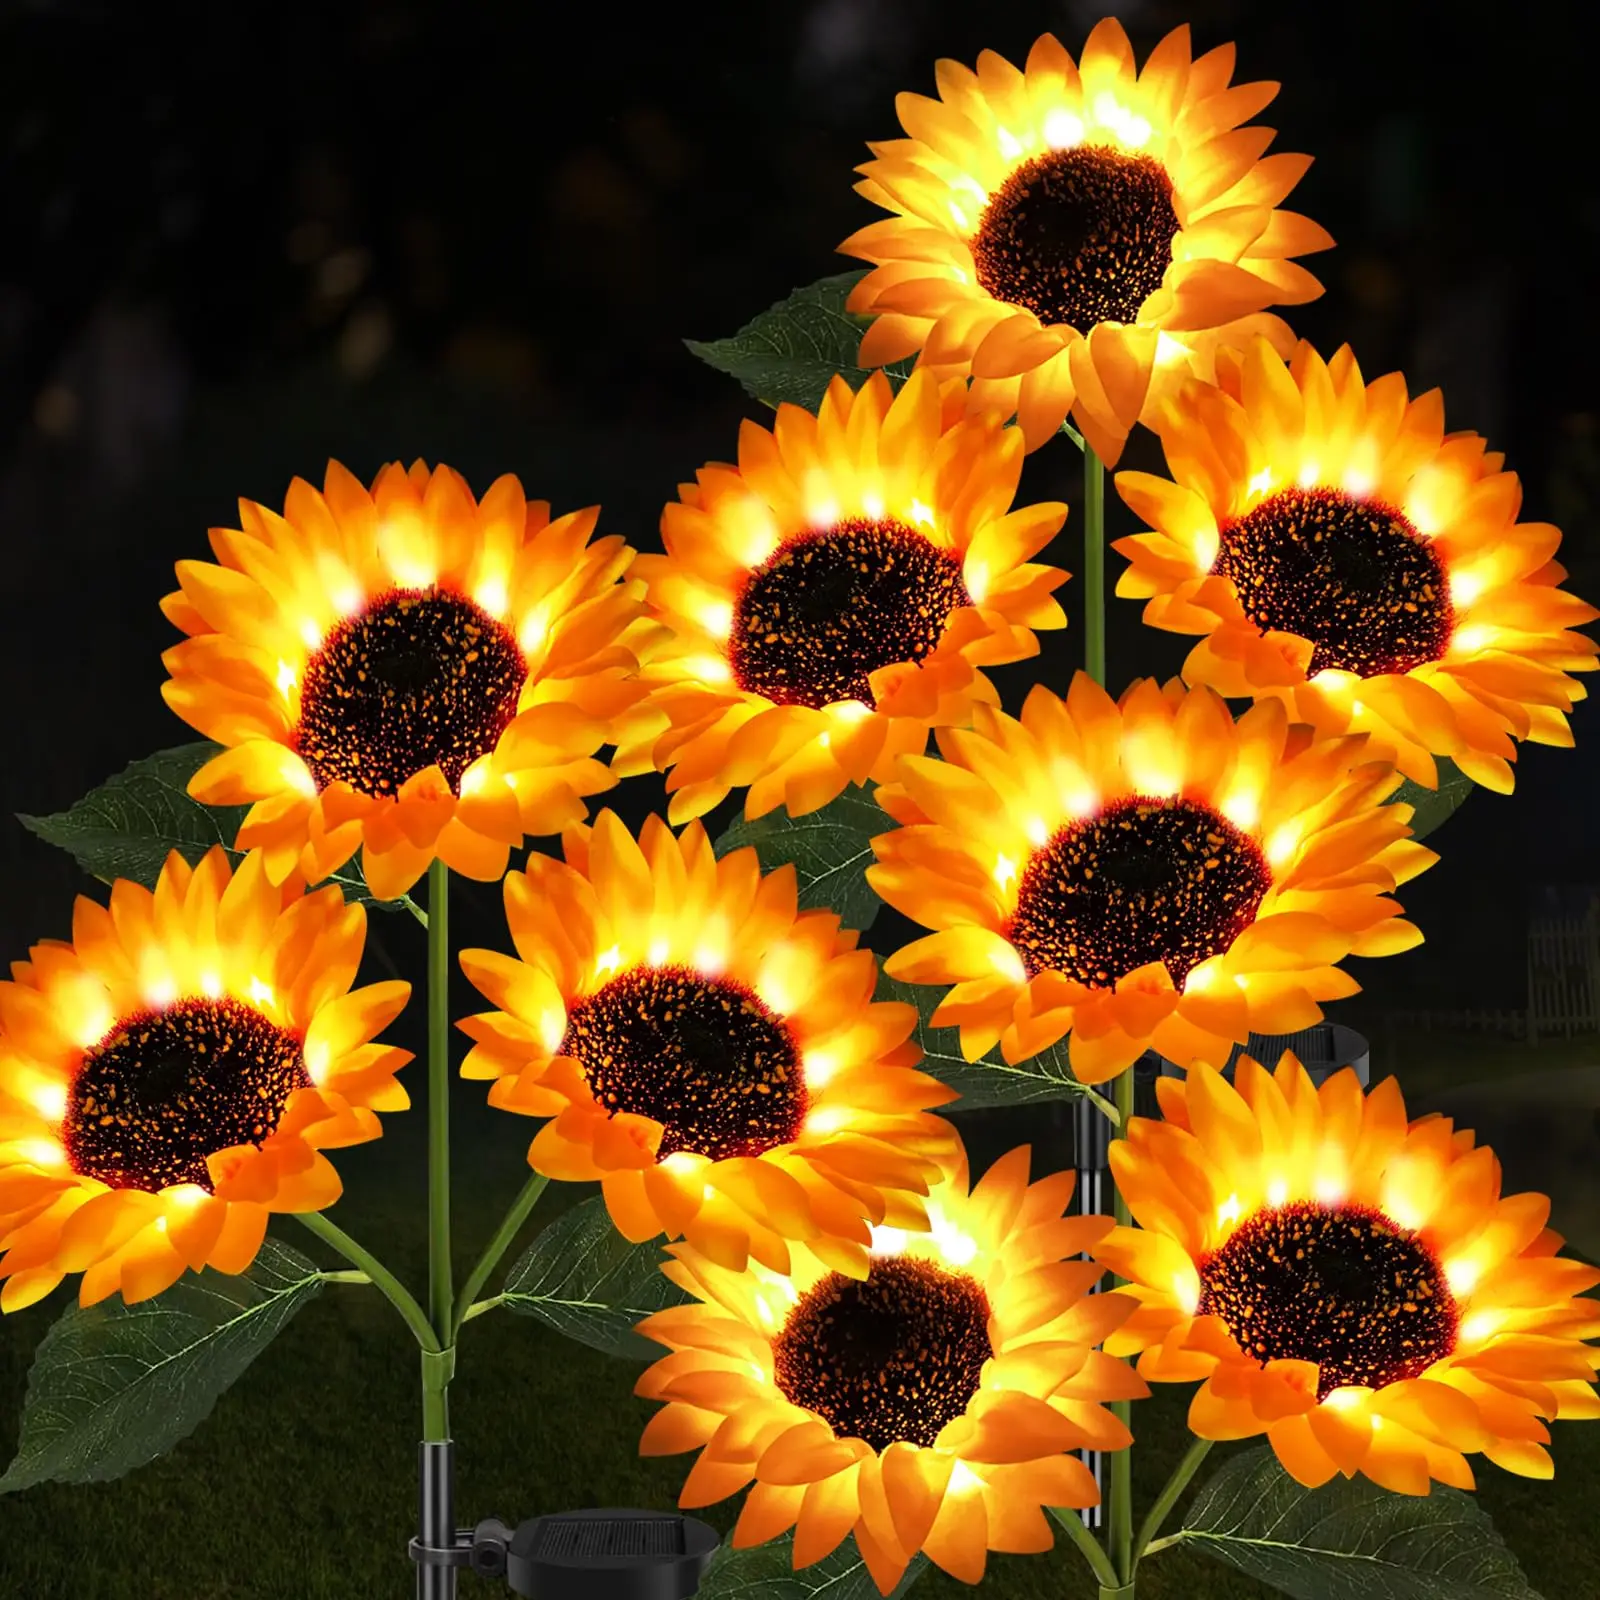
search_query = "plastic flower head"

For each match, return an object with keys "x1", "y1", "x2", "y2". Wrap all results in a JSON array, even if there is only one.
[
  {"x1": 0, "y1": 848, "x2": 411, "y2": 1311},
  {"x1": 1094, "y1": 1054, "x2": 1600, "y2": 1494},
  {"x1": 869, "y1": 673, "x2": 1433, "y2": 1086},
  {"x1": 612, "y1": 370, "x2": 1068, "y2": 824},
  {"x1": 458, "y1": 810, "x2": 959, "y2": 1278},
  {"x1": 161, "y1": 460, "x2": 650, "y2": 902},
  {"x1": 839, "y1": 20, "x2": 1331, "y2": 462},
  {"x1": 634, "y1": 1137, "x2": 1146, "y2": 1594},
  {"x1": 1115, "y1": 337, "x2": 1600, "y2": 791}
]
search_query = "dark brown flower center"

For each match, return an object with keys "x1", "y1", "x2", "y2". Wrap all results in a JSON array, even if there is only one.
[
  {"x1": 1215, "y1": 487, "x2": 1455, "y2": 679},
  {"x1": 1198, "y1": 1200, "x2": 1459, "y2": 1400},
  {"x1": 773, "y1": 1254, "x2": 993, "y2": 1451},
  {"x1": 64, "y1": 997, "x2": 311, "y2": 1194},
  {"x1": 295, "y1": 586, "x2": 526, "y2": 796},
  {"x1": 1008, "y1": 796, "x2": 1270, "y2": 989},
  {"x1": 972, "y1": 144, "x2": 1179, "y2": 330},
  {"x1": 562, "y1": 966, "x2": 806, "y2": 1161},
  {"x1": 730, "y1": 517, "x2": 969, "y2": 709}
]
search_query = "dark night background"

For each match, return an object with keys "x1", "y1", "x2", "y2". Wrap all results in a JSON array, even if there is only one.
[{"x1": 3, "y1": 0, "x2": 1599, "y2": 1012}]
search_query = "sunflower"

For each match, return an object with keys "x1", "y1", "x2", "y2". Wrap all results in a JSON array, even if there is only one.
[
  {"x1": 634, "y1": 1137, "x2": 1146, "y2": 1594},
  {"x1": 161, "y1": 459, "x2": 650, "y2": 902},
  {"x1": 1093, "y1": 1054, "x2": 1600, "y2": 1493},
  {"x1": 868, "y1": 673, "x2": 1432, "y2": 1085},
  {"x1": 0, "y1": 848, "x2": 411, "y2": 1311},
  {"x1": 1114, "y1": 336, "x2": 1600, "y2": 791},
  {"x1": 839, "y1": 20, "x2": 1331, "y2": 462},
  {"x1": 611, "y1": 370, "x2": 1068, "y2": 825},
  {"x1": 457, "y1": 810, "x2": 959, "y2": 1278}
]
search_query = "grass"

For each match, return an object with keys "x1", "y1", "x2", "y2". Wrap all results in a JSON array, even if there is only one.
[{"x1": 1, "y1": 1028, "x2": 1598, "y2": 1598}]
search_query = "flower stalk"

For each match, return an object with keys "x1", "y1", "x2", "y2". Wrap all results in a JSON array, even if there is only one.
[
  {"x1": 450, "y1": 1171, "x2": 548, "y2": 1341},
  {"x1": 425, "y1": 858, "x2": 454, "y2": 1440}
]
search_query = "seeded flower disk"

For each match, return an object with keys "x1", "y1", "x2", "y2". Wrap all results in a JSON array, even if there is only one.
[
  {"x1": 840, "y1": 19, "x2": 1332, "y2": 462},
  {"x1": 869, "y1": 673, "x2": 1433, "y2": 1085},
  {"x1": 161, "y1": 459, "x2": 652, "y2": 902},
  {"x1": 634, "y1": 1136, "x2": 1146, "y2": 1594},
  {"x1": 1115, "y1": 336, "x2": 1600, "y2": 791},
  {"x1": 457, "y1": 810, "x2": 960, "y2": 1278},
  {"x1": 1093, "y1": 1054, "x2": 1600, "y2": 1493},
  {"x1": 0, "y1": 848, "x2": 411, "y2": 1311},
  {"x1": 612, "y1": 369, "x2": 1068, "y2": 824}
]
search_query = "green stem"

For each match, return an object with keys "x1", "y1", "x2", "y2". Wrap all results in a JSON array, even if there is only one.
[
  {"x1": 460, "y1": 1294, "x2": 506, "y2": 1325},
  {"x1": 319, "y1": 1269, "x2": 371, "y2": 1285},
  {"x1": 1084, "y1": 443, "x2": 1106, "y2": 688},
  {"x1": 1053, "y1": 1506, "x2": 1121, "y2": 1591},
  {"x1": 1108, "y1": 1059, "x2": 1136, "y2": 1584},
  {"x1": 401, "y1": 893, "x2": 428, "y2": 928},
  {"x1": 290, "y1": 1211, "x2": 439, "y2": 1352},
  {"x1": 1130, "y1": 1438, "x2": 1213, "y2": 1573},
  {"x1": 450, "y1": 1170, "x2": 549, "y2": 1341},
  {"x1": 1081, "y1": 1085, "x2": 1120, "y2": 1128},
  {"x1": 425, "y1": 857, "x2": 454, "y2": 1441}
]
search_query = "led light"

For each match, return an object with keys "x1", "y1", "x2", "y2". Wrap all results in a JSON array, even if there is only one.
[
  {"x1": 1155, "y1": 332, "x2": 1189, "y2": 367},
  {"x1": 1266, "y1": 1177, "x2": 1288, "y2": 1208},
  {"x1": 1312, "y1": 1170, "x2": 1347, "y2": 1205},
  {"x1": 966, "y1": 559, "x2": 990, "y2": 603},
  {"x1": 460, "y1": 761, "x2": 488, "y2": 797},
  {"x1": 909, "y1": 499, "x2": 935, "y2": 528},
  {"x1": 474, "y1": 576, "x2": 509, "y2": 617},
  {"x1": 1043, "y1": 109, "x2": 1084, "y2": 149},
  {"x1": 808, "y1": 497, "x2": 840, "y2": 529},
  {"x1": 304, "y1": 1040, "x2": 330, "y2": 1086},
  {"x1": 870, "y1": 1225, "x2": 908, "y2": 1256},
  {"x1": 1247, "y1": 468, "x2": 1274, "y2": 499},
  {"x1": 948, "y1": 200, "x2": 971, "y2": 231},
  {"x1": 299, "y1": 618, "x2": 323, "y2": 651},
  {"x1": 144, "y1": 976, "x2": 177, "y2": 1010},
  {"x1": 17, "y1": 1139, "x2": 66, "y2": 1169},
  {"x1": 1450, "y1": 570, "x2": 1485, "y2": 608},
  {"x1": 276, "y1": 659, "x2": 297, "y2": 697},
  {"x1": 538, "y1": 1009, "x2": 567, "y2": 1055},
  {"x1": 595, "y1": 944, "x2": 623, "y2": 980},
  {"x1": 832, "y1": 699, "x2": 871, "y2": 722},
  {"x1": 28, "y1": 1081, "x2": 68, "y2": 1122},
  {"x1": 1323, "y1": 1386, "x2": 1363, "y2": 1411},
  {"x1": 1445, "y1": 1255, "x2": 1483, "y2": 1295},
  {"x1": 990, "y1": 944, "x2": 1027, "y2": 984},
  {"x1": 682, "y1": 653, "x2": 732, "y2": 684},
  {"x1": 1024, "y1": 815, "x2": 1051, "y2": 846},
  {"x1": 1216, "y1": 1193, "x2": 1243, "y2": 1229},
  {"x1": 806, "y1": 1105, "x2": 851, "y2": 1137},
  {"x1": 862, "y1": 493, "x2": 885, "y2": 521},
  {"x1": 1266, "y1": 823, "x2": 1299, "y2": 867},
  {"x1": 248, "y1": 976, "x2": 275, "y2": 1008},
  {"x1": 662, "y1": 1151, "x2": 700, "y2": 1176},
  {"x1": 519, "y1": 609, "x2": 550, "y2": 654},
  {"x1": 1219, "y1": 789, "x2": 1259, "y2": 831},
  {"x1": 802, "y1": 1049, "x2": 840, "y2": 1089},
  {"x1": 701, "y1": 599, "x2": 734, "y2": 639},
  {"x1": 1453, "y1": 625, "x2": 1492, "y2": 655},
  {"x1": 1296, "y1": 461, "x2": 1321, "y2": 488},
  {"x1": 200, "y1": 970, "x2": 224, "y2": 1000},
  {"x1": 994, "y1": 852, "x2": 1017, "y2": 892},
  {"x1": 1172, "y1": 1268, "x2": 1201, "y2": 1315},
  {"x1": 1460, "y1": 1309, "x2": 1505, "y2": 1345},
  {"x1": 647, "y1": 937, "x2": 670, "y2": 967},
  {"x1": 692, "y1": 944, "x2": 727, "y2": 977},
  {"x1": 997, "y1": 126, "x2": 1023, "y2": 158},
  {"x1": 949, "y1": 1461, "x2": 985, "y2": 1496}
]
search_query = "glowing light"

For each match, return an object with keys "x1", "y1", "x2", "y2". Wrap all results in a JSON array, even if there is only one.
[
  {"x1": 870, "y1": 1225, "x2": 908, "y2": 1256},
  {"x1": 1460, "y1": 1310, "x2": 1505, "y2": 1345},
  {"x1": 997, "y1": 126, "x2": 1023, "y2": 159},
  {"x1": 276, "y1": 659, "x2": 297, "y2": 697},
  {"x1": 1216, "y1": 1193, "x2": 1243, "y2": 1229},
  {"x1": 18, "y1": 1139, "x2": 65, "y2": 1169},
  {"x1": 966, "y1": 559, "x2": 990, "y2": 604},
  {"x1": 1380, "y1": 1180, "x2": 1423, "y2": 1232},
  {"x1": 1265, "y1": 823, "x2": 1300, "y2": 867},
  {"x1": 595, "y1": 945, "x2": 623, "y2": 981},
  {"x1": 248, "y1": 976, "x2": 275, "y2": 1008},
  {"x1": 1185, "y1": 963, "x2": 1218, "y2": 996},
  {"x1": 752, "y1": 1293, "x2": 779, "y2": 1331},
  {"x1": 200, "y1": 970, "x2": 224, "y2": 1000},
  {"x1": 948, "y1": 1461, "x2": 985, "y2": 1496},
  {"x1": 682, "y1": 653, "x2": 733, "y2": 684},
  {"x1": 1172, "y1": 1268, "x2": 1201, "y2": 1315},
  {"x1": 647, "y1": 937, "x2": 670, "y2": 967},
  {"x1": 304, "y1": 1040, "x2": 330, "y2": 1086},
  {"x1": 806, "y1": 1105, "x2": 852, "y2": 1137},
  {"x1": 1296, "y1": 461, "x2": 1321, "y2": 488},
  {"x1": 749, "y1": 1362, "x2": 767, "y2": 1382},
  {"x1": 538, "y1": 1009, "x2": 567, "y2": 1055},
  {"x1": 155, "y1": 1216, "x2": 168, "y2": 1233},
  {"x1": 808, "y1": 497, "x2": 840, "y2": 529},
  {"x1": 1266, "y1": 1177, "x2": 1289, "y2": 1208},
  {"x1": 1219, "y1": 789, "x2": 1259, "y2": 831},
  {"x1": 1350, "y1": 699, "x2": 1365, "y2": 718},
  {"x1": 474, "y1": 577, "x2": 509, "y2": 617},
  {"x1": 734, "y1": 504, "x2": 781, "y2": 567},
  {"x1": 1043, "y1": 109, "x2": 1084, "y2": 149},
  {"x1": 66, "y1": 985, "x2": 115, "y2": 1049},
  {"x1": 1323, "y1": 1386, "x2": 1363, "y2": 1411},
  {"x1": 144, "y1": 976, "x2": 177, "y2": 1010},
  {"x1": 1343, "y1": 467, "x2": 1374, "y2": 499},
  {"x1": 832, "y1": 699, "x2": 871, "y2": 722},
  {"x1": 166, "y1": 1183, "x2": 207, "y2": 1210},
  {"x1": 1247, "y1": 468, "x2": 1274, "y2": 499},
  {"x1": 662, "y1": 1152, "x2": 700, "y2": 1177},
  {"x1": 933, "y1": 1218, "x2": 979, "y2": 1267},
  {"x1": 331, "y1": 582, "x2": 365, "y2": 618},
  {"x1": 803, "y1": 1049, "x2": 840, "y2": 1089},
  {"x1": 701, "y1": 599, "x2": 734, "y2": 639},
  {"x1": 1024, "y1": 815, "x2": 1051, "y2": 846},
  {"x1": 289, "y1": 761, "x2": 318, "y2": 798},
  {"x1": 909, "y1": 499, "x2": 935, "y2": 528},
  {"x1": 1155, "y1": 332, "x2": 1189, "y2": 368},
  {"x1": 1445, "y1": 1255, "x2": 1483, "y2": 1296},
  {"x1": 994, "y1": 853, "x2": 1017, "y2": 892},
  {"x1": 1312, "y1": 1170, "x2": 1347, "y2": 1205},
  {"x1": 692, "y1": 944, "x2": 727, "y2": 977},
  {"x1": 990, "y1": 943, "x2": 1027, "y2": 985},
  {"x1": 28, "y1": 1081, "x2": 68, "y2": 1122},
  {"x1": 1451, "y1": 570, "x2": 1485, "y2": 608},
  {"x1": 519, "y1": 609, "x2": 550, "y2": 655},
  {"x1": 1453, "y1": 625, "x2": 1492, "y2": 656},
  {"x1": 1062, "y1": 783, "x2": 1099, "y2": 819},
  {"x1": 460, "y1": 761, "x2": 488, "y2": 797},
  {"x1": 817, "y1": 731, "x2": 831, "y2": 749},
  {"x1": 299, "y1": 618, "x2": 323, "y2": 651},
  {"x1": 862, "y1": 493, "x2": 885, "y2": 521}
]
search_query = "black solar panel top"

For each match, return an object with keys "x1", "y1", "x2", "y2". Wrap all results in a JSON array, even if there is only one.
[{"x1": 530, "y1": 1517, "x2": 686, "y2": 1561}]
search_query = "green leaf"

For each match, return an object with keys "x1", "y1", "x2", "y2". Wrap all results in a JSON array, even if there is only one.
[
  {"x1": 501, "y1": 1194, "x2": 690, "y2": 1359},
  {"x1": 715, "y1": 783, "x2": 888, "y2": 931},
  {"x1": 19, "y1": 741, "x2": 406, "y2": 910},
  {"x1": 0, "y1": 1237, "x2": 325, "y2": 1493},
  {"x1": 686, "y1": 273, "x2": 914, "y2": 412},
  {"x1": 1166, "y1": 1443, "x2": 1543, "y2": 1600},
  {"x1": 699, "y1": 1534, "x2": 927, "y2": 1600},
  {"x1": 876, "y1": 970, "x2": 1098, "y2": 1111},
  {"x1": 1384, "y1": 756, "x2": 1475, "y2": 842}
]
